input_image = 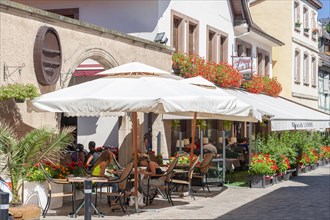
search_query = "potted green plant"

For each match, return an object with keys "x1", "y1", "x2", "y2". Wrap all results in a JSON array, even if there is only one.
[
  {"x1": 0, "y1": 122, "x2": 75, "y2": 206},
  {"x1": 304, "y1": 28, "x2": 310, "y2": 34},
  {"x1": 196, "y1": 119, "x2": 207, "y2": 131},
  {"x1": 171, "y1": 120, "x2": 181, "y2": 129},
  {"x1": 295, "y1": 21, "x2": 302, "y2": 28},
  {"x1": 0, "y1": 83, "x2": 39, "y2": 102}
]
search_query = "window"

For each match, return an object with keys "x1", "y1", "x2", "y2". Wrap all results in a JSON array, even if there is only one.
[
  {"x1": 237, "y1": 44, "x2": 244, "y2": 56},
  {"x1": 206, "y1": 26, "x2": 228, "y2": 63},
  {"x1": 236, "y1": 40, "x2": 251, "y2": 58},
  {"x1": 220, "y1": 36, "x2": 228, "y2": 62},
  {"x1": 294, "y1": 1, "x2": 300, "y2": 24},
  {"x1": 303, "y1": 53, "x2": 309, "y2": 85},
  {"x1": 245, "y1": 47, "x2": 252, "y2": 57},
  {"x1": 303, "y1": 6, "x2": 309, "y2": 30},
  {"x1": 264, "y1": 55, "x2": 270, "y2": 76},
  {"x1": 171, "y1": 10, "x2": 199, "y2": 55},
  {"x1": 257, "y1": 53, "x2": 264, "y2": 75},
  {"x1": 311, "y1": 56, "x2": 317, "y2": 87},
  {"x1": 46, "y1": 8, "x2": 79, "y2": 19},
  {"x1": 188, "y1": 23, "x2": 198, "y2": 55},
  {"x1": 294, "y1": 49, "x2": 301, "y2": 83},
  {"x1": 324, "y1": 74, "x2": 330, "y2": 93},
  {"x1": 172, "y1": 16, "x2": 184, "y2": 53},
  {"x1": 207, "y1": 31, "x2": 216, "y2": 62}
]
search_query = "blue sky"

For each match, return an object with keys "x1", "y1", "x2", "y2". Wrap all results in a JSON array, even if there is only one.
[{"x1": 319, "y1": 0, "x2": 330, "y2": 18}]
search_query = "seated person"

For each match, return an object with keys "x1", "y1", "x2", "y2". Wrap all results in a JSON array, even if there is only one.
[
  {"x1": 92, "y1": 150, "x2": 118, "y2": 206},
  {"x1": 202, "y1": 139, "x2": 217, "y2": 154},
  {"x1": 70, "y1": 143, "x2": 85, "y2": 163},
  {"x1": 184, "y1": 137, "x2": 200, "y2": 152},
  {"x1": 85, "y1": 141, "x2": 100, "y2": 171},
  {"x1": 138, "y1": 154, "x2": 164, "y2": 199}
]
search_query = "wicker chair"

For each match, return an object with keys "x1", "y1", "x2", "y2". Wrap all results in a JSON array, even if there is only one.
[
  {"x1": 146, "y1": 156, "x2": 179, "y2": 205},
  {"x1": 95, "y1": 162, "x2": 133, "y2": 214},
  {"x1": 171, "y1": 159, "x2": 199, "y2": 200},
  {"x1": 192, "y1": 153, "x2": 214, "y2": 192}
]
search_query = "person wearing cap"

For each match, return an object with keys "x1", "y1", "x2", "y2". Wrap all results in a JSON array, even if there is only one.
[{"x1": 203, "y1": 138, "x2": 217, "y2": 154}]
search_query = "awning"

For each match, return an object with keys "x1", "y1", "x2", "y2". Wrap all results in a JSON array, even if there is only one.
[
  {"x1": 163, "y1": 77, "x2": 262, "y2": 122},
  {"x1": 225, "y1": 89, "x2": 330, "y2": 131}
]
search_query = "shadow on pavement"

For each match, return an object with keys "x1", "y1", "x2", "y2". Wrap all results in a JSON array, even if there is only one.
[{"x1": 217, "y1": 170, "x2": 330, "y2": 220}]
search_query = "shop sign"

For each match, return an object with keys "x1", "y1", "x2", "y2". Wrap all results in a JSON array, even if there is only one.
[{"x1": 232, "y1": 56, "x2": 253, "y2": 80}]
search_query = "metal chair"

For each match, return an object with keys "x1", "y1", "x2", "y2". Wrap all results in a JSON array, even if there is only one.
[
  {"x1": 171, "y1": 159, "x2": 199, "y2": 200},
  {"x1": 146, "y1": 156, "x2": 179, "y2": 206},
  {"x1": 95, "y1": 162, "x2": 134, "y2": 214},
  {"x1": 39, "y1": 162, "x2": 75, "y2": 218},
  {"x1": 192, "y1": 153, "x2": 214, "y2": 192}
]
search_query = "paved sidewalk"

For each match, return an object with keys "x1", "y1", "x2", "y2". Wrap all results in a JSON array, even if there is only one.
[{"x1": 46, "y1": 164, "x2": 330, "y2": 220}]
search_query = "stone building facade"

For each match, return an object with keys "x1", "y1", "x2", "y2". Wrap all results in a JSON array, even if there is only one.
[{"x1": 0, "y1": 1, "x2": 173, "y2": 163}]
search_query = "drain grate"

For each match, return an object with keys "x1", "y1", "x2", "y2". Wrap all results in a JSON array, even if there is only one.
[{"x1": 177, "y1": 205, "x2": 204, "y2": 210}]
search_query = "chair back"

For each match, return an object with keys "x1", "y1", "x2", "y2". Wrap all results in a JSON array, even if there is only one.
[
  {"x1": 188, "y1": 159, "x2": 199, "y2": 180},
  {"x1": 110, "y1": 152, "x2": 124, "y2": 170},
  {"x1": 117, "y1": 162, "x2": 134, "y2": 191},
  {"x1": 199, "y1": 153, "x2": 214, "y2": 173},
  {"x1": 164, "y1": 157, "x2": 179, "y2": 182}
]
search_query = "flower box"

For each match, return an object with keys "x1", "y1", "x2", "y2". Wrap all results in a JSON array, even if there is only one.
[
  {"x1": 250, "y1": 175, "x2": 273, "y2": 188},
  {"x1": 23, "y1": 181, "x2": 63, "y2": 210}
]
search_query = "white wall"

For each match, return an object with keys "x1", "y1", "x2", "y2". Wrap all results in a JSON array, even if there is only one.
[
  {"x1": 77, "y1": 117, "x2": 119, "y2": 149},
  {"x1": 156, "y1": 0, "x2": 235, "y2": 60},
  {"x1": 15, "y1": 0, "x2": 235, "y2": 62}
]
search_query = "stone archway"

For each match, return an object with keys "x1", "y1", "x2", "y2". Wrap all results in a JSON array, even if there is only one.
[{"x1": 62, "y1": 48, "x2": 119, "y2": 88}]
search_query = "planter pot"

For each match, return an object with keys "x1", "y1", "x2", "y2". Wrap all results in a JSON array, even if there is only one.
[
  {"x1": 9, "y1": 205, "x2": 41, "y2": 220},
  {"x1": 311, "y1": 164, "x2": 317, "y2": 170},
  {"x1": 250, "y1": 175, "x2": 273, "y2": 188},
  {"x1": 283, "y1": 171, "x2": 291, "y2": 181},
  {"x1": 298, "y1": 166, "x2": 306, "y2": 173},
  {"x1": 317, "y1": 159, "x2": 325, "y2": 166},
  {"x1": 292, "y1": 168, "x2": 298, "y2": 177},
  {"x1": 23, "y1": 181, "x2": 63, "y2": 210},
  {"x1": 274, "y1": 174, "x2": 283, "y2": 184}
]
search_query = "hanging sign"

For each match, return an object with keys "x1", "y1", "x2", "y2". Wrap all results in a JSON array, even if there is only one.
[{"x1": 232, "y1": 56, "x2": 253, "y2": 80}]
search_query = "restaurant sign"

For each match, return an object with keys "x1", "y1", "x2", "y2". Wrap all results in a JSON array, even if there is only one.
[{"x1": 232, "y1": 56, "x2": 254, "y2": 80}]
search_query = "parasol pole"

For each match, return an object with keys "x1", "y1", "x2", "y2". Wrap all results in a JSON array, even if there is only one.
[
  {"x1": 133, "y1": 112, "x2": 138, "y2": 211},
  {"x1": 190, "y1": 112, "x2": 197, "y2": 167}
]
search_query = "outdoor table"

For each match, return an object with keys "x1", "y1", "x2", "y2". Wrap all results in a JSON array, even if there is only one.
[{"x1": 67, "y1": 176, "x2": 109, "y2": 218}]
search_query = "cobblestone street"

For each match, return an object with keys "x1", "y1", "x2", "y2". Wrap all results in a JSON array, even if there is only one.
[{"x1": 46, "y1": 164, "x2": 330, "y2": 220}]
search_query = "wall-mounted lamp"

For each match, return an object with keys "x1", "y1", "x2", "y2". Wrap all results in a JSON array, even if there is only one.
[{"x1": 154, "y1": 32, "x2": 168, "y2": 45}]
